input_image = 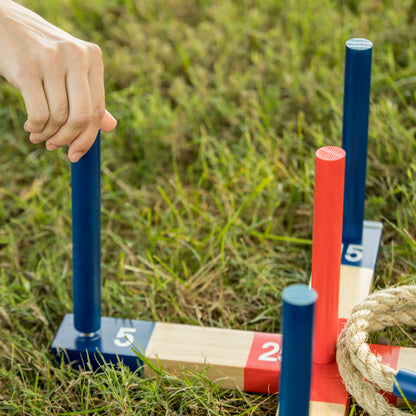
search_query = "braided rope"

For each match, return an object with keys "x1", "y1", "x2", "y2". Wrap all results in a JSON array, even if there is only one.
[{"x1": 336, "y1": 285, "x2": 416, "y2": 416}]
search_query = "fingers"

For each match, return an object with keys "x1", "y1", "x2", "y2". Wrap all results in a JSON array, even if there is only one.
[
  {"x1": 21, "y1": 80, "x2": 50, "y2": 134},
  {"x1": 29, "y1": 75, "x2": 69, "y2": 144},
  {"x1": 0, "y1": 2, "x2": 116, "y2": 159},
  {"x1": 67, "y1": 110, "x2": 117, "y2": 162},
  {"x1": 101, "y1": 110, "x2": 117, "y2": 132},
  {"x1": 65, "y1": 46, "x2": 106, "y2": 161},
  {"x1": 68, "y1": 123, "x2": 102, "y2": 162},
  {"x1": 22, "y1": 42, "x2": 117, "y2": 162},
  {"x1": 45, "y1": 67, "x2": 92, "y2": 149},
  {"x1": 68, "y1": 111, "x2": 117, "y2": 163}
]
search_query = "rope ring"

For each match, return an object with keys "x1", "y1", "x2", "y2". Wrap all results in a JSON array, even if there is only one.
[{"x1": 336, "y1": 285, "x2": 416, "y2": 416}]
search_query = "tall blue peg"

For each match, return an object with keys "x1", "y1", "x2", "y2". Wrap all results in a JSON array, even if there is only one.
[
  {"x1": 71, "y1": 131, "x2": 101, "y2": 335},
  {"x1": 342, "y1": 38, "x2": 373, "y2": 243}
]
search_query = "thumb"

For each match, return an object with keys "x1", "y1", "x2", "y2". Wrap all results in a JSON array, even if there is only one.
[{"x1": 101, "y1": 109, "x2": 117, "y2": 132}]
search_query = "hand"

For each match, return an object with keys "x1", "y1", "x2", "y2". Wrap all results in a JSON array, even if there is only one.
[{"x1": 0, "y1": 0, "x2": 117, "y2": 162}]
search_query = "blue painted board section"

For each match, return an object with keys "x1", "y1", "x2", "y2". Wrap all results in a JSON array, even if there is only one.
[
  {"x1": 71, "y1": 132, "x2": 101, "y2": 334},
  {"x1": 341, "y1": 220, "x2": 382, "y2": 270},
  {"x1": 393, "y1": 369, "x2": 416, "y2": 402},
  {"x1": 51, "y1": 314, "x2": 155, "y2": 371},
  {"x1": 342, "y1": 38, "x2": 373, "y2": 243},
  {"x1": 278, "y1": 285, "x2": 317, "y2": 416}
]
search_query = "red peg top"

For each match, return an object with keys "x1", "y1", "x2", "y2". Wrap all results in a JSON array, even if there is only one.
[{"x1": 315, "y1": 146, "x2": 346, "y2": 162}]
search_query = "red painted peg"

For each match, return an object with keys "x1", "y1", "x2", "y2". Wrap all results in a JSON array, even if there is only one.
[{"x1": 311, "y1": 146, "x2": 346, "y2": 364}]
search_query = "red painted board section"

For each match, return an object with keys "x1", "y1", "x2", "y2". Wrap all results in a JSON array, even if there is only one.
[
  {"x1": 369, "y1": 344, "x2": 401, "y2": 405},
  {"x1": 369, "y1": 344, "x2": 400, "y2": 369},
  {"x1": 310, "y1": 361, "x2": 349, "y2": 405},
  {"x1": 243, "y1": 317, "x2": 349, "y2": 394},
  {"x1": 310, "y1": 317, "x2": 350, "y2": 404},
  {"x1": 244, "y1": 332, "x2": 282, "y2": 393}
]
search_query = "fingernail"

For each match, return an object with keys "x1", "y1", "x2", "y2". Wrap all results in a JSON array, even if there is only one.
[
  {"x1": 109, "y1": 113, "x2": 117, "y2": 124},
  {"x1": 69, "y1": 152, "x2": 84, "y2": 163},
  {"x1": 24, "y1": 120, "x2": 30, "y2": 132},
  {"x1": 30, "y1": 136, "x2": 43, "y2": 144},
  {"x1": 46, "y1": 141, "x2": 59, "y2": 151}
]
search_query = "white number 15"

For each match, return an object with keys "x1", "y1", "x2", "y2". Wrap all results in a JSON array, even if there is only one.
[{"x1": 344, "y1": 244, "x2": 363, "y2": 263}]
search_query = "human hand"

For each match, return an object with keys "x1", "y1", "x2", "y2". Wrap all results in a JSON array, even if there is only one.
[{"x1": 0, "y1": 0, "x2": 117, "y2": 162}]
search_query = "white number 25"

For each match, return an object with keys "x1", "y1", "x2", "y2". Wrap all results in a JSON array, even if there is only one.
[{"x1": 258, "y1": 342, "x2": 282, "y2": 362}]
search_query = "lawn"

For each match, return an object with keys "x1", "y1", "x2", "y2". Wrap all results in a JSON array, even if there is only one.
[{"x1": 1, "y1": 0, "x2": 416, "y2": 415}]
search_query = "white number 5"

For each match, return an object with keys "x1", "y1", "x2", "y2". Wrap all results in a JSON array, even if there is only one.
[
  {"x1": 113, "y1": 327, "x2": 136, "y2": 347},
  {"x1": 344, "y1": 244, "x2": 363, "y2": 263}
]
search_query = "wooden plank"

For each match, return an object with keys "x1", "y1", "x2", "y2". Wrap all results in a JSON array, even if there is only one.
[
  {"x1": 309, "y1": 401, "x2": 348, "y2": 416},
  {"x1": 397, "y1": 347, "x2": 416, "y2": 372},
  {"x1": 339, "y1": 265, "x2": 373, "y2": 319},
  {"x1": 396, "y1": 347, "x2": 416, "y2": 407},
  {"x1": 144, "y1": 322, "x2": 255, "y2": 390}
]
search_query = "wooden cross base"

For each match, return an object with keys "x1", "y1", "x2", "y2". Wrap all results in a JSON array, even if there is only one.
[{"x1": 51, "y1": 221, "x2": 415, "y2": 416}]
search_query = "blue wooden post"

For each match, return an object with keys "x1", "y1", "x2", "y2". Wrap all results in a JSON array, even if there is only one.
[
  {"x1": 342, "y1": 38, "x2": 373, "y2": 243},
  {"x1": 71, "y1": 131, "x2": 101, "y2": 335},
  {"x1": 278, "y1": 284, "x2": 317, "y2": 416}
]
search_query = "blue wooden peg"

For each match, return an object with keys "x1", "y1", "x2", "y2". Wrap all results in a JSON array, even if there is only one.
[
  {"x1": 53, "y1": 130, "x2": 156, "y2": 371},
  {"x1": 278, "y1": 284, "x2": 317, "y2": 416},
  {"x1": 342, "y1": 38, "x2": 373, "y2": 243},
  {"x1": 393, "y1": 369, "x2": 416, "y2": 403},
  {"x1": 71, "y1": 130, "x2": 101, "y2": 335}
]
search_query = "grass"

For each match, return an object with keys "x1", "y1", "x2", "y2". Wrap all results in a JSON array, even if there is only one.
[{"x1": 1, "y1": 0, "x2": 416, "y2": 414}]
